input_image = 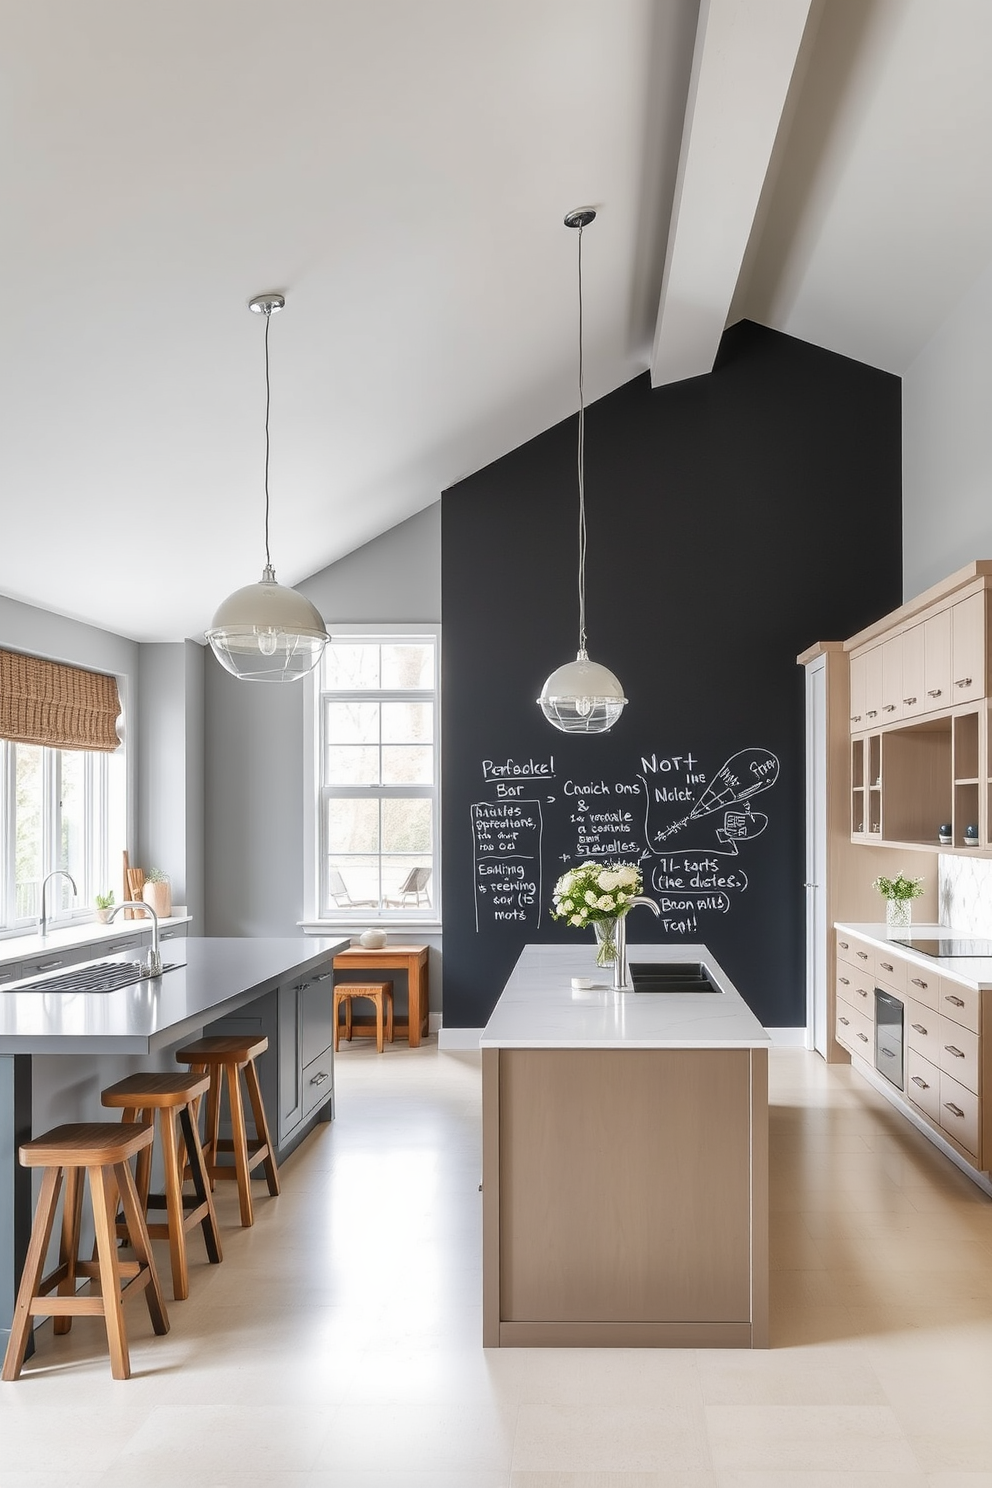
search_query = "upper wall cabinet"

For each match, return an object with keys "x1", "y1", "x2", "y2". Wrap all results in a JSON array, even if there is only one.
[{"x1": 840, "y1": 564, "x2": 992, "y2": 855}]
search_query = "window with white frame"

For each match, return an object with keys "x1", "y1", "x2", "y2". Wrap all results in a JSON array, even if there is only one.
[
  {"x1": 315, "y1": 630, "x2": 438, "y2": 920},
  {"x1": 0, "y1": 740, "x2": 125, "y2": 932}
]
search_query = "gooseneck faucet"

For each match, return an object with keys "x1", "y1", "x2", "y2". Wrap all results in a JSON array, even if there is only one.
[
  {"x1": 613, "y1": 895, "x2": 661, "y2": 991},
  {"x1": 105, "y1": 900, "x2": 162, "y2": 975},
  {"x1": 39, "y1": 870, "x2": 77, "y2": 938}
]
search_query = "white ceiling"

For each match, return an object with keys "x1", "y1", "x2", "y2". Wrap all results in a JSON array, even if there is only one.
[{"x1": 4, "y1": 0, "x2": 992, "y2": 642}]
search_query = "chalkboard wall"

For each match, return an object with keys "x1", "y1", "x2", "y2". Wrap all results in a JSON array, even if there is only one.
[{"x1": 441, "y1": 321, "x2": 902, "y2": 1030}]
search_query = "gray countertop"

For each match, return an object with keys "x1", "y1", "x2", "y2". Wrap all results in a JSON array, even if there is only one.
[
  {"x1": 0, "y1": 936, "x2": 348, "y2": 1054},
  {"x1": 480, "y1": 943, "x2": 770, "y2": 1050}
]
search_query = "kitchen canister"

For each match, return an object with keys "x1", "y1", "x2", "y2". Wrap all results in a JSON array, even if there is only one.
[{"x1": 359, "y1": 928, "x2": 387, "y2": 949}]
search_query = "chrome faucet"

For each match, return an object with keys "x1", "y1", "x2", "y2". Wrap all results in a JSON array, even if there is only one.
[
  {"x1": 105, "y1": 900, "x2": 162, "y2": 975},
  {"x1": 613, "y1": 895, "x2": 661, "y2": 991},
  {"x1": 39, "y1": 870, "x2": 77, "y2": 938}
]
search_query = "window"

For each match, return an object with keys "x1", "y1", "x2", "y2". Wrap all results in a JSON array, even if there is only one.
[
  {"x1": 314, "y1": 630, "x2": 438, "y2": 921},
  {"x1": 0, "y1": 740, "x2": 125, "y2": 932}
]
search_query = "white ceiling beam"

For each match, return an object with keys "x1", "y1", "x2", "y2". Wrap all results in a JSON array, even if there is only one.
[{"x1": 651, "y1": 0, "x2": 814, "y2": 387}]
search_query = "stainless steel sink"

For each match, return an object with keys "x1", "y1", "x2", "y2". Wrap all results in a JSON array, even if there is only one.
[
  {"x1": 9, "y1": 960, "x2": 179, "y2": 995},
  {"x1": 628, "y1": 961, "x2": 722, "y2": 994}
]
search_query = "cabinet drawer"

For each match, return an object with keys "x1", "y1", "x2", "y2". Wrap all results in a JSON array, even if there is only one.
[
  {"x1": 907, "y1": 1050, "x2": 941, "y2": 1122},
  {"x1": 938, "y1": 1069, "x2": 981, "y2": 1159},
  {"x1": 905, "y1": 997, "x2": 940, "y2": 1061},
  {"x1": 836, "y1": 1004, "x2": 873, "y2": 1057},
  {"x1": 874, "y1": 950, "x2": 907, "y2": 994},
  {"x1": 302, "y1": 1046, "x2": 333, "y2": 1119},
  {"x1": 940, "y1": 978, "x2": 980, "y2": 1035},
  {"x1": 836, "y1": 967, "x2": 873, "y2": 1012},
  {"x1": 938, "y1": 1017, "x2": 980, "y2": 1094},
  {"x1": 905, "y1": 965, "x2": 938, "y2": 1010},
  {"x1": 836, "y1": 934, "x2": 874, "y2": 975}
]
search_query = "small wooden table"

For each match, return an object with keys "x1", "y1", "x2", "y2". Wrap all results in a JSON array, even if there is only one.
[{"x1": 332, "y1": 945, "x2": 430, "y2": 1047}]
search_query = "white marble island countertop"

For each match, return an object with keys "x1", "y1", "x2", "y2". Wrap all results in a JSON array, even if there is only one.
[
  {"x1": 480, "y1": 943, "x2": 770, "y2": 1050},
  {"x1": 0, "y1": 936, "x2": 348, "y2": 1054}
]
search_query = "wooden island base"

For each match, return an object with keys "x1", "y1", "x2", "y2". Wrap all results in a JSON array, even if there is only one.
[{"x1": 482, "y1": 1045, "x2": 768, "y2": 1348}]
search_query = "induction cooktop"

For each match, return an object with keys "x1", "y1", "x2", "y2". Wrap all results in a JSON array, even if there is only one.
[{"x1": 891, "y1": 937, "x2": 992, "y2": 958}]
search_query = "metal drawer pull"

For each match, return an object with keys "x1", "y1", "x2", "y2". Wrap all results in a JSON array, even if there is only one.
[
  {"x1": 880, "y1": 1046, "x2": 896, "y2": 1058},
  {"x1": 944, "y1": 1102, "x2": 965, "y2": 1118},
  {"x1": 313, "y1": 970, "x2": 335, "y2": 982},
  {"x1": 883, "y1": 703, "x2": 897, "y2": 711},
  {"x1": 880, "y1": 961, "x2": 894, "y2": 972},
  {"x1": 911, "y1": 1023, "x2": 928, "y2": 1034},
  {"x1": 903, "y1": 696, "x2": 917, "y2": 705},
  {"x1": 927, "y1": 688, "x2": 942, "y2": 697},
  {"x1": 911, "y1": 977, "x2": 928, "y2": 988},
  {"x1": 839, "y1": 941, "x2": 849, "y2": 950},
  {"x1": 857, "y1": 988, "x2": 868, "y2": 998},
  {"x1": 956, "y1": 677, "x2": 973, "y2": 688},
  {"x1": 839, "y1": 1016, "x2": 850, "y2": 1026},
  {"x1": 839, "y1": 975, "x2": 850, "y2": 985},
  {"x1": 37, "y1": 958, "x2": 63, "y2": 971},
  {"x1": 857, "y1": 951, "x2": 869, "y2": 960},
  {"x1": 309, "y1": 1070, "x2": 329, "y2": 1086},
  {"x1": 857, "y1": 1032, "x2": 870, "y2": 1043},
  {"x1": 945, "y1": 994, "x2": 966, "y2": 1008},
  {"x1": 866, "y1": 709, "x2": 878, "y2": 717},
  {"x1": 945, "y1": 1045, "x2": 966, "y2": 1059},
  {"x1": 850, "y1": 715, "x2": 861, "y2": 723},
  {"x1": 911, "y1": 1075, "x2": 930, "y2": 1089}
]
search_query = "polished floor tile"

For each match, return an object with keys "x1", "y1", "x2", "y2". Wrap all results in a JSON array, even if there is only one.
[{"x1": 6, "y1": 1043, "x2": 992, "y2": 1483}]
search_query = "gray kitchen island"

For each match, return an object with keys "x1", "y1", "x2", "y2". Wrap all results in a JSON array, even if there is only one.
[
  {"x1": 0, "y1": 935, "x2": 347, "y2": 1343},
  {"x1": 481, "y1": 943, "x2": 771, "y2": 1348}
]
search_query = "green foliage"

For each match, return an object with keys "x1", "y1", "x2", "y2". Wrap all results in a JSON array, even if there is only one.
[
  {"x1": 95, "y1": 890, "x2": 115, "y2": 910},
  {"x1": 551, "y1": 861, "x2": 644, "y2": 927},
  {"x1": 873, "y1": 873, "x2": 924, "y2": 902},
  {"x1": 145, "y1": 867, "x2": 169, "y2": 884}
]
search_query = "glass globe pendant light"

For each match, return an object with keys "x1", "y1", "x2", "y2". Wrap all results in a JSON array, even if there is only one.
[
  {"x1": 206, "y1": 293, "x2": 330, "y2": 681},
  {"x1": 538, "y1": 210, "x2": 627, "y2": 734}
]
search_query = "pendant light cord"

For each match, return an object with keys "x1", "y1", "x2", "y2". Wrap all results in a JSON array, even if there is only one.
[
  {"x1": 576, "y1": 220, "x2": 587, "y2": 656},
  {"x1": 262, "y1": 305, "x2": 273, "y2": 570}
]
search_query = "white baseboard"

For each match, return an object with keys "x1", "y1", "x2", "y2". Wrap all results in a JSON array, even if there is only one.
[
  {"x1": 437, "y1": 1026, "x2": 483, "y2": 1051},
  {"x1": 428, "y1": 1012, "x2": 442, "y2": 1033},
  {"x1": 767, "y1": 1026, "x2": 808, "y2": 1047}
]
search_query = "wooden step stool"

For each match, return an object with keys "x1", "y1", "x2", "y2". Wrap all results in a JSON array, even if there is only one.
[
  {"x1": 101, "y1": 1071, "x2": 223, "y2": 1300},
  {"x1": 2, "y1": 1122, "x2": 169, "y2": 1381},
  {"x1": 175, "y1": 1035, "x2": 280, "y2": 1228},
  {"x1": 334, "y1": 980, "x2": 394, "y2": 1053}
]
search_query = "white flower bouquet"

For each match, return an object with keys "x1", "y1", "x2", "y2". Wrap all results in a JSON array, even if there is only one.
[{"x1": 551, "y1": 860, "x2": 644, "y2": 966}]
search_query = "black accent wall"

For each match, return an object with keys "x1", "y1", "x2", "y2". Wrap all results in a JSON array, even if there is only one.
[{"x1": 441, "y1": 321, "x2": 902, "y2": 1030}]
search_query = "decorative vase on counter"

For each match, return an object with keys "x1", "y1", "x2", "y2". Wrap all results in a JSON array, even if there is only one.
[
  {"x1": 142, "y1": 878, "x2": 172, "y2": 920},
  {"x1": 359, "y1": 927, "x2": 387, "y2": 949},
  {"x1": 592, "y1": 916, "x2": 620, "y2": 968},
  {"x1": 885, "y1": 897, "x2": 912, "y2": 931}
]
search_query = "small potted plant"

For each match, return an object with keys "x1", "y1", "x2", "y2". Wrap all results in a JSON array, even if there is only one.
[
  {"x1": 94, "y1": 890, "x2": 114, "y2": 924},
  {"x1": 873, "y1": 872, "x2": 924, "y2": 931},
  {"x1": 141, "y1": 868, "x2": 172, "y2": 921}
]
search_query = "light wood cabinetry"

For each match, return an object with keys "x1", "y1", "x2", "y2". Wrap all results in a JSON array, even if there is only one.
[
  {"x1": 835, "y1": 929, "x2": 992, "y2": 1170},
  {"x1": 924, "y1": 608, "x2": 952, "y2": 710}
]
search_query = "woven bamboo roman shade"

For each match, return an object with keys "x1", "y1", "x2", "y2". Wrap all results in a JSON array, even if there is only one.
[{"x1": 0, "y1": 650, "x2": 122, "y2": 752}]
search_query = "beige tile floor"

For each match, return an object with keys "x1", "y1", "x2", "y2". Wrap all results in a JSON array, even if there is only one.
[{"x1": 4, "y1": 1042, "x2": 992, "y2": 1485}]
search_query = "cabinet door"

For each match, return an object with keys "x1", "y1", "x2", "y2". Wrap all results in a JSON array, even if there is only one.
[
  {"x1": 901, "y1": 624, "x2": 925, "y2": 718},
  {"x1": 849, "y1": 651, "x2": 867, "y2": 732},
  {"x1": 880, "y1": 634, "x2": 903, "y2": 723},
  {"x1": 277, "y1": 982, "x2": 303, "y2": 1140},
  {"x1": 951, "y1": 592, "x2": 986, "y2": 704},
  {"x1": 301, "y1": 973, "x2": 334, "y2": 1066},
  {"x1": 863, "y1": 646, "x2": 883, "y2": 726},
  {"x1": 924, "y1": 609, "x2": 951, "y2": 711}
]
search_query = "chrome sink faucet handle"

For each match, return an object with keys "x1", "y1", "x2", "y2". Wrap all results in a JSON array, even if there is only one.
[
  {"x1": 614, "y1": 895, "x2": 661, "y2": 991},
  {"x1": 105, "y1": 900, "x2": 162, "y2": 975},
  {"x1": 39, "y1": 870, "x2": 78, "y2": 939}
]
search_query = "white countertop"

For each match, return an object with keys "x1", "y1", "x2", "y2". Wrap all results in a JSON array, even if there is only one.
[
  {"x1": 479, "y1": 943, "x2": 771, "y2": 1050},
  {"x1": 836, "y1": 922, "x2": 992, "y2": 988},
  {"x1": 0, "y1": 912, "x2": 192, "y2": 968},
  {"x1": 0, "y1": 936, "x2": 348, "y2": 1054}
]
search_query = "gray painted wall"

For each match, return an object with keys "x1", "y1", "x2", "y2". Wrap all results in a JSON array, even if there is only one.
[
  {"x1": 204, "y1": 502, "x2": 444, "y2": 1007},
  {"x1": 136, "y1": 640, "x2": 205, "y2": 928},
  {"x1": 903, "y1": 256, "x2": 992, "y2": 598}
]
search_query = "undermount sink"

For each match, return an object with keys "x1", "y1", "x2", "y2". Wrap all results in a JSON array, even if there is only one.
[
  {"x1": 11, "y1": 960, "x2": 180, "y2": 995},
  {"x1": 628, "y1": 961, "x2": 722, "y2": 994}
]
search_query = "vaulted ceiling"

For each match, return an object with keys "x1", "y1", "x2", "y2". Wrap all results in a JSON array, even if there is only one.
[{"x1": 3, "y1": 0, "x2": 992, "y2": 642}]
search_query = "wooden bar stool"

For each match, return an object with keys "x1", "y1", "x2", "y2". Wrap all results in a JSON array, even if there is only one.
[
  {"x1": 334, "y1": 980, "x2": 394, "y2": 1053},
  {"x1": 175, "y1": 1035, "x2": 280, "y2": 1228},
  {"x1": 2, "y1": 1122, "x2": 169, "y2": 1382},
  {"x1": 101, "y1": 1071, "x2": 223, "y2": 1300}
]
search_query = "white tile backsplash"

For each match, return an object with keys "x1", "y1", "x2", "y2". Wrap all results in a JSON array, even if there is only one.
[{"x1": 939, "y1": 853, "x2": 992, "y2": 933}]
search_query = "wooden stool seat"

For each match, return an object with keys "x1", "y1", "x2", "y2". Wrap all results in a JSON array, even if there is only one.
[
  {"x1": 175, "y1": 1035, "x2": 280, "y2": 1228},
  {"x1": 102, "y1": 1071, "x2": 222, "y2": 1300},
  {"x1": 334, "y1": 981, "x2": 394, "y2": 1054},
  {"x1": 2, "y1": 1122, "x2": 169, "y2": 1382}
]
